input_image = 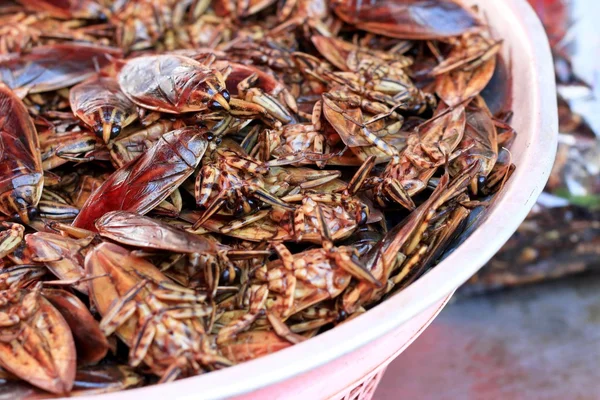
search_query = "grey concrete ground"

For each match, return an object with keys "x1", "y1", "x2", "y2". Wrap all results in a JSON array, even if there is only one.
[{"x1": 376, "y1": 275, "x2": 600, "y2": 399}]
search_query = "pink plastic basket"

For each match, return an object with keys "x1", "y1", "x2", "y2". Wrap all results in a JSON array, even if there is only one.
[{"x1": 86, "y1": 0, "x2": 557, "y2": 398}]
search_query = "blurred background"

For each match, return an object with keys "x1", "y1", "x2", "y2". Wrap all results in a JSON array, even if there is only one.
[{"x1": 377, "y1": 0, "x2": 600, "y2": 398}]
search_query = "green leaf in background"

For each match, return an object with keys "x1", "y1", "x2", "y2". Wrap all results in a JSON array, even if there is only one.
[{"x1": 554, "y1": 188, "x2": 600, "y2": 209}]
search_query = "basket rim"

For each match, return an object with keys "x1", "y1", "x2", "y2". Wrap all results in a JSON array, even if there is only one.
[{"x1": 81, "y1": 0, "x2": 557, "y2": 398}]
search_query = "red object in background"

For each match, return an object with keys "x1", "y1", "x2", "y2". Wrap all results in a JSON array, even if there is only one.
[{"x1": 527, "y1": 0, "x2": 568, "y2": 46}]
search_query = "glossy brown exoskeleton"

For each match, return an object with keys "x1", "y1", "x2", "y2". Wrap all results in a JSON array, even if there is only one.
[
  {"x1": 70, "y1": 75, "x2": 138, "y2": 143},
  {"x1": 73, "y1": 126, "x2": 209, "y2": 231},
  {"x1": 16, "y1": 0, "x2": 108, "y2": 20},
  {"x1": 118, "y1": 54, "x2": 230, "y2": 113},
  {"x1": 330, "y1": 0, "x2": 481, "y2": 39},
  {"x1": 0, "y1": 83, "x2": 43, "y2": 223},
  {"x1": 0, "y1": 43, "x2": 121, "y2": 96}
]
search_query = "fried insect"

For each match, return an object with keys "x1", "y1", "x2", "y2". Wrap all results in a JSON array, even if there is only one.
[
  {"x1": 70, "y1": 74, "x2": 138, "y2": 143},
  {"x1": 118, "y1": 54, "x2": 231, "y2": 113},
  {"x1": 0, "y1": 283, "x2": 76, "y2": 394},
  {"x1": 0, "y1": 83, "x2": 43, "y2": 223},
  {"x1": 0, "y1": 43, "x2": 121, "y2": 97},
  {"x1": 330, "y1": 0, "x2": 481, "y2": 40},
  {"x1": 16, "y1": 0, "x2": 108, "y2": 20},
  {"x1": 86, "y1": 242, "x2": 232, "y2": 381},
  {"x1": 73, "y1": 126, "x2": 208, "y2": 231},
  {"x1": 25, "y1": 232, "x2": 90, "y2": 294},
  {"x1": 193, "y1": 139, "x2": 295, "y2": 228}
]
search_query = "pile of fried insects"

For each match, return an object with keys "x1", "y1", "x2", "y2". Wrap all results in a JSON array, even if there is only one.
[{"x1": 0, "y1": 0, "x2": 515, "y2": 395}]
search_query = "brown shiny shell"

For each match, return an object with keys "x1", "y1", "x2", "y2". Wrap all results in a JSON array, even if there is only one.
[
  {"x1": 118, "y1": 54, "x2": 227, "y2": 113},
  {"x1": 96, "y1": 211, "x2": 218, "y2": 254},
  {"x1": 449, "y1": 98, "x2": 498, "y2": 180},
  {"x1": 267, "y1": 248, "x2": 352, "y2": 316},
  {"x1": 219, "y1": 331, "x2": 292, "y2": 363},
  {"x1": 0, "y1": 83, "x2": 43, "y2": 223},
  {"x1": 25, "y1": 232, "x2": 88, "y2": 294},
  {"x1": 85, "y1": 243, "x2": 169, "y2": 340},
  {"x1": 435, "y1": 57, "x2": 497, "y2": 107},
  {"x1": 85, "y1": 242, "x2": 221, "y2": 378},
  {"x1": 73, "y1": 126, "x2": 208, "y2": 231},
  {"x1": 0, "y1": 290, "x2": 76, "y2": 394},
  {"x1": 70, "y1": 75, "x2": 137, "y2": 142},
  {"x1": 330, "y1": 0, "x2": 481, "y2": 40},
  {"x1": 42, "y1": 288, "x2": 110, "y2": 366},
  {"x1": 17, "y1": 0, "x2": 106, "y2": 19},
  {"x1": 0, "y1": 44, "x2": 121, "y2": 94}
]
